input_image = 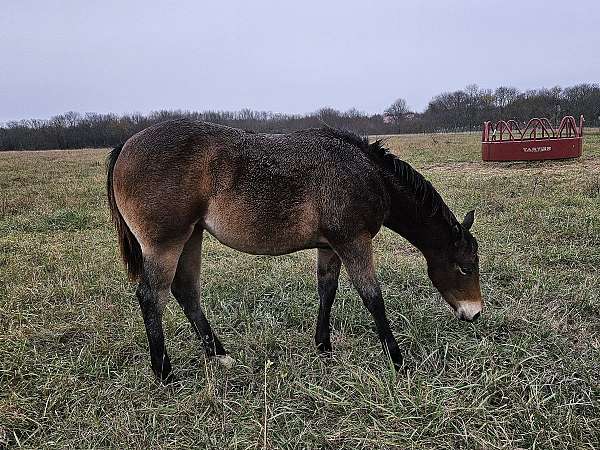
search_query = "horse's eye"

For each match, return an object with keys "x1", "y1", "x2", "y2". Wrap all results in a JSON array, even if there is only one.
[{"x1": 457, "y1": 265, "x2": 472, "y2": 276}]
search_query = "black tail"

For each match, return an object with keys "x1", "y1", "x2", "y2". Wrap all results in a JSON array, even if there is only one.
[{"x1": 106, "y1": 144, "x2": 143, "y2": 281}]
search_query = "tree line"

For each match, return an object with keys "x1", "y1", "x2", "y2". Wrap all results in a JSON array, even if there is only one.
[
  {"x1": 1, "y1": 83, "x2": 598, "y2": 150},
  {"x1": 407, "y1": 83, "x2": 600, "y2": 133}
]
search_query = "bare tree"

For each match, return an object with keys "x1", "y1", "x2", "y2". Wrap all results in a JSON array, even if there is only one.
[
  {"x1": 494, "y1": 87, "x2": 520, "y2": 115},
  {"x1": 384, "y1": 98, "x2": 411, "y2": 133}
]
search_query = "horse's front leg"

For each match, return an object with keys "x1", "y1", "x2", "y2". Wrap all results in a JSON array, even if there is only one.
[
  {"x1": 333, "y1": 235, "x2": 403, "y2": 371},
  {"x1": 315, "y1": 247, "x2": 342, "y2": 352}
]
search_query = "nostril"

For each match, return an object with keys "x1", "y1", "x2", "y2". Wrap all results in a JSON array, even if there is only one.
[{"x1": 472, "y1": 312, "x2": 481, "y2": 322}]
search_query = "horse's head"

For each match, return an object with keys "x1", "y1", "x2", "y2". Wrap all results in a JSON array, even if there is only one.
[{"x1": 426, "y1": 210, "x2": 483, "y2": 322}]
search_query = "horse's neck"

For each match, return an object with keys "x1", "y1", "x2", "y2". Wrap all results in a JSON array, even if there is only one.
[{"x1": 383, "y1": 182, "x2": 452, "y2": 257}]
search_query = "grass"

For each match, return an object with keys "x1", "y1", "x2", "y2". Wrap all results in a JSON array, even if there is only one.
[{"x1": 1, "y1": 132, "x2": 599, "y2": 449}]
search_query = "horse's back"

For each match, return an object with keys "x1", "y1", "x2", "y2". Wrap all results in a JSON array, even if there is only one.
[{"x1": 112, "y1": 120, "x2": 387, "y2": 254}]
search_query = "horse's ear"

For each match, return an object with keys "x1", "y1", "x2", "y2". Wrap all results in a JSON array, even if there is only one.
[
  {"x1": 452, "y1": 223, "x2": 463, "y2": 243},
  {"x1": 462, "y1": 210, "x2": 475, "y2": 231}
]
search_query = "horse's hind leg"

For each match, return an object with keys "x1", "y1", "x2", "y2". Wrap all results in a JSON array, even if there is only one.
[
  {"x1": 171, "y1": 227, "x2": 232, "y2": 368},
  {"x1": 136, "y1": 245, "x2": 183, "y2": 383}
]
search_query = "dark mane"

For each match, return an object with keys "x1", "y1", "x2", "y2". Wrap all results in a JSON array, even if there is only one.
[{"x1": 314, "y1": 126, "x2": 457, "y2": 225}]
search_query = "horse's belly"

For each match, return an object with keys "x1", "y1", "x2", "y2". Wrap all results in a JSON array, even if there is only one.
[
  {"x1": 203, "y1": 218, "x2": 323, "y2": 255},
  {"x1": 202, "y1": 199, "x2": 323, "y2": 255}
]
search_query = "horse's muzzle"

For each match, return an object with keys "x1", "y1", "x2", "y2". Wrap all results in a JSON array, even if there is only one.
[{"x1": 455, "y1": 301, "x2": 483, "y2": 322}]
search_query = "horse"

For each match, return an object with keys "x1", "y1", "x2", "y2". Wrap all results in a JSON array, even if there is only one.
[{"x1": 106, "y1": 119, "x2": 482, "y2": 382}]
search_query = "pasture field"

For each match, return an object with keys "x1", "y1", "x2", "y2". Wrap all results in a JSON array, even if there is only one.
[{"x1": 1, "y1": 132, "x2": 599, "y2": 449}]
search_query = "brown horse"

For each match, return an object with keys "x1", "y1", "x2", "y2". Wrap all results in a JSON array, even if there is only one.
[{"x1": 107, "y1": 119, "x2": 482, "y2": 382}]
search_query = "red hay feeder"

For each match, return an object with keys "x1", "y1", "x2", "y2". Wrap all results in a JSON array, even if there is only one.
[{"x1": 481, "y1": 115, "x2": 584, "y2": 161}]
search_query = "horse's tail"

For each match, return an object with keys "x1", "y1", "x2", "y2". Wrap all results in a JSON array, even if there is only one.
[{"x1": 106, "y1": 144, "x2": 143, "y2": 281}]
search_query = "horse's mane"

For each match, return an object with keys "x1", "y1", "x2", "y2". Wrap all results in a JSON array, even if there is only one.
[{"x1": 309, "y1": 126, "x2": 457, "y2": 225}]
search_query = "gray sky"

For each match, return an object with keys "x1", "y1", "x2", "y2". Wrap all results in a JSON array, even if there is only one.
[{"x1": 1, "y1": 0, "x2": 599, "y2": 122}]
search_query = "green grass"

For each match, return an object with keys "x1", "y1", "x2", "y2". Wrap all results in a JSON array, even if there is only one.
[{"x1": 1, "y1": 133, "x2": 599, "y2": 449}]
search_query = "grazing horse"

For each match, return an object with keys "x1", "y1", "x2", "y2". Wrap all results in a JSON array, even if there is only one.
[{"x1": 107, "y1": 119, "x2": 482, "y2": 382}]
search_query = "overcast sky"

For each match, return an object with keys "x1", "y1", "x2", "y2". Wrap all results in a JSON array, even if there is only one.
[{"x1": 1, "y1": 0, "x2": 599, "y2": 122}]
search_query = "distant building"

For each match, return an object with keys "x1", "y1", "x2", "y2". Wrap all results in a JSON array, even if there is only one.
[{"x1": 383, "y1": 112, "x2": 416, "y2": 124}]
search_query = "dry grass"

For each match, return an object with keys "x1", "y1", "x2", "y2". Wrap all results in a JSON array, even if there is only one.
[{"x1": 1, "y1": 132, "x2": 599, "y2": 448}]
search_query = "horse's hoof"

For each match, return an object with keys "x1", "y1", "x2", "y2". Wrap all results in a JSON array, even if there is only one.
[
  {"x1": 155, "y1": 371, "x2": 178, "y2": 385},
  {"x1": 315, "y1": 342, "x2": 332, "y2": 353},
  {"x1": 391, "y1": 357, "x2": 406, "y2": 373},
  {"x1": 215, "y1": 354, "x2": 236, "y2": 369}
]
